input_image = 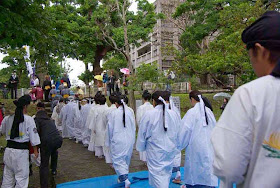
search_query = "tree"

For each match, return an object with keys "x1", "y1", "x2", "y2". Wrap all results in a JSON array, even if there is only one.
[
  {"x1": 92, "y1": 0, "x2": 157, "y2": 110},
  {"x1": 172, "y1": 0, "x2": 279, "y2": 87},
  {"x1": 128, "y1": 62, "x2": 168, "y2": 91},
  {"x1": 102, "y1": 52, "x2": 127, "y2": 74}
]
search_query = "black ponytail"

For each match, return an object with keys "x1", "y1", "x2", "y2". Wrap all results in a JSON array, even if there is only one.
[
  {"x1": 116, "y1": 94, "x2": 128, "y2": 128},
  {"x1": 152, "y1": 91, "x2": 167, "y2": 132}
]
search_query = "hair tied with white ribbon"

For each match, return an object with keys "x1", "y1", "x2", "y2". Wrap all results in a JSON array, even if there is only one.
[
  {"x1": 198, "y1": 95, "x2": 209, "y2": 126},
  {"x1": 158, "y1": 96, "x2": 168, "y2": 130}
]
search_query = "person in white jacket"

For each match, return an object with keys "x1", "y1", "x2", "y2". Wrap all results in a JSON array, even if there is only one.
[
  {"x1": 211, "y1": 11, "x2": 280, "y2": 188},
  {"x1": 136, "y1": 91, "x2": 181, "y2": 188},
  {"x1": 136, "y1": 90, "x2": 154, "y2": 163}
]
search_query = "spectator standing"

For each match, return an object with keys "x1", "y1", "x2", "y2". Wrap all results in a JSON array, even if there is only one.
[
  {"x1": 75, "y1": 86, "x2": 84, "y2": 100},
  {"x1": 2, "y1": 84, "x2": 9, "y2": 99},
  {"x1": 42, "y1": 75, "x2": 52, "y2": 102},
  {"x1": 35, "y1": 102, "x2": 63, "y2": 188},
  {"x1": 8, "y1": 71, "x2": 19, "y2": 99},
  {"x1": 61, "y1": 73, "x2": 71, "y2": 88},
  {"x1": 34, "y1": 75, "x2": 40, "y2": 87},
  {"x1": 32, "y1": 85, "x2": 44, "y2": 102},
  {"x1": 108, "y1": 71, "x2": 116, "y2": 95},
  {"x1": 61, "y1": 83, "x2": 70, "y2": 99}
]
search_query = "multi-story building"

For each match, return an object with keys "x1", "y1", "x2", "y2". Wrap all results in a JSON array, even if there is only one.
[{"x1": 130, "y1": 0, "x2": 185, "y2": 71}]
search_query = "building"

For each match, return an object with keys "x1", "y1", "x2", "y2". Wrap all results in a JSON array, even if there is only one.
[{"x1": 130, "y1": 0, "x2": 185, "y2": 71}]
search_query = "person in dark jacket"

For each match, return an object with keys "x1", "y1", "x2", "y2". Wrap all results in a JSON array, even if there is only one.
[
  {"x1": 61, "y1": 73, "x2": 71, "y2": 88},
  {"x1": 42, "y1": 75, "x2": 52, "y2": 102},
  {"x1": 34, "y1": 102, "x2": 63, "y2": 188},
  {"x1": 8, "y1": 71, "x2": 19, "y2": 99}
]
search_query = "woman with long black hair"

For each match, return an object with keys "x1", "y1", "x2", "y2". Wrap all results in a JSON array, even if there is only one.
[
  {"x1": 136, "y1": 91, "x2": 181, "y2": 188},
  {"x1": 106, "y1": 94, "x2": 135, "y2": 188}
]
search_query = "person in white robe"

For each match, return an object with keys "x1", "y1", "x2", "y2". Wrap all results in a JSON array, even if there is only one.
[
  {"x1": 87, "y1": 91, "x2": 103, "y2": 152},
  {"x1": 51, "y1": 99, "x2": 64, "y2": 131},
  {"x1": 104, "y1": 94, "x2": 118, "y2": 164},
  {"x1": 86, "y1": 101, "x2": 99, "y2": 152},
  {"x1": 136, "y1": 90, "x2": 154, "y2": 163},
  {"x1": 60, "y1": 105, "x2": 69, "y2": 138},
  {"x1": 106, "y1": 94, "x2": 135, "y2": 188},
  {"x1": 90, "y1": 95, "x2": 109, "y2": 158},
  {"x1": 81, "y1": 99, "x2": 92, "y2": 147},
  {"x1": 178, "y1": 90, "x2": 218, "y2": 188},
  {"x1": 211, "y1": 11, "x2": 280, "y2": 188},
  {"x1": 73, "y1": 100, "x2": 83, "y2": 143},
  {"x1": 164, "y1": 91, "x2": 182, "y2": 184},
  {"x1": 136, "y1": 91, "x2": 181, "y2": 188},
  {"x1": 60, "y1": 98, "x2": 76, "y2": 139}
]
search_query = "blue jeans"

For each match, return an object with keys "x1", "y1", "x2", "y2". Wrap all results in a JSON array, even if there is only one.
[{"x1": 186, "y1": 185, "x2": 215, "y2": 188}]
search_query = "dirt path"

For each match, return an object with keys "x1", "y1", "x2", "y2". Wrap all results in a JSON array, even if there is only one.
[{"x1": 27, "y1": 139, "x2": 148, "y2": 188}]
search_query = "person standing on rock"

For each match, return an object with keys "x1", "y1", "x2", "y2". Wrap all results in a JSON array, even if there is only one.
[
  {"x1": 35, "y1": 102, "x2": 63, "y2": 188},
  {"x1": 1, "y1": 95, "x2": 40, "y2": 187}
]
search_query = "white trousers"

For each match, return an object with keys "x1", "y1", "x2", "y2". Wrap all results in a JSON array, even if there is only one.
[{"x1": 1, "y1": 148, "x2": 29, "y2": 188}]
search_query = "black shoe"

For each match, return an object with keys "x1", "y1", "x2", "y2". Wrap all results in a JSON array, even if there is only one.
[{"x1": 51, "y1": 170, "x2": 57, "y2": 176}]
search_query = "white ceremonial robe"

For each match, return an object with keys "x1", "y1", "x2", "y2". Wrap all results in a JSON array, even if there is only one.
[
  {"x1": 64, "y1": 102, "x2": 76, "y2": 138},
  {"x1": 51, "y1": 106, "x2": 62, "y2": 131},
  {"x1": 179, "y1": 101, "x2": 218, "y2": 187},
  {"x1": 136, "y1": 105, "x2": 181, "y2": 188},
  {"x1": 87, "y1": 104, "x2": 99, "y2": 152},
  {"x1": 136, "y1": 102, "x2": 154, "y2": 162},
  {"x1": 107, "y1": 106, "x2": 136, "y2": 176},
  {"x1": 71, "y1": 102, "x2": 83, "y2": 142},
  {"x1": 104, "y1": 104, "x2": 117, "y2": 164},
  {"x1": 81, "y1": 103, "x2": 92, "y2": 146},
  {"x1": 60, "y1": 106, "x2": 70, "y2": 138},
  {"x1": 91, "y1": 104, "x2": 109, "y2": 156},
  {"x1": 166, "y1": 103, "x2": 182, "y2": 172},
  {"x1": 211, "y1": 75, "x2": 280, "y2": 188}
]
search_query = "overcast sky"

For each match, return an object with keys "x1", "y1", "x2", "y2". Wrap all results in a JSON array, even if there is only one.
[{"x1": 0, "y1": 0, "x2": 156, "y2": 86}]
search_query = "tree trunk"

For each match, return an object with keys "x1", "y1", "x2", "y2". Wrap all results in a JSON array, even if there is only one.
[{"x1": 124, "y1": 25, "x2": 136, "y2": 111}]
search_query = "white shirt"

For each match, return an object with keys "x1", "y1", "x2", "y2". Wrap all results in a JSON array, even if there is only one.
[
  {"x1": 34, "y1": 78, "x2": 39, "y2": 86},
  {"x1": 1, "y1": 115, "x2": 40, "y2": 146},
  {"x1": 211, "y1": 75, "x2": 280, "y2": 188}
]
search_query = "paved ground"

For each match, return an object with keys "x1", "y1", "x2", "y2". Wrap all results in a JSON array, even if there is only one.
[{"x1": 25, "y1": 139, "x2": 148, "y2": 188}]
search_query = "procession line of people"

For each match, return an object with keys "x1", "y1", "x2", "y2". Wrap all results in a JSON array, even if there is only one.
[{"x1": 55, "y1": 88, "x2": 218, "y2": 188}]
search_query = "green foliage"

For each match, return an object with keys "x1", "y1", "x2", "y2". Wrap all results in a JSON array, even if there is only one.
[
  {"x1": 172, "y1": 0, "x2": 277, "y2": 87},
  {"x1": 128, "y1": 62, "x2": 168, "y2": 91},
  {"x1": 102, "y1": 53, "x2": 127, "y2": 73},
  {"x1": 78, "y1": 69, "x2": 94, "y2": 85}
]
